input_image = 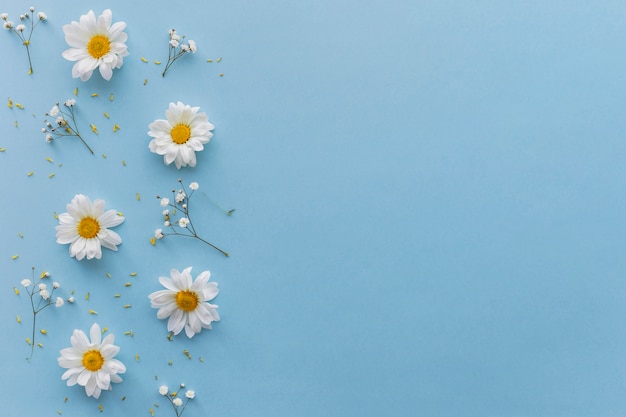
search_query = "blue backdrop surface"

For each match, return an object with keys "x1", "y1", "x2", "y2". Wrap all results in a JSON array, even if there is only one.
[{"x1": 1, "y1": 0, "x2": 626, "y2": 416}]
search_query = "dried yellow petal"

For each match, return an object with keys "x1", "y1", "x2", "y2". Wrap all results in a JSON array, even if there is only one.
[
  {"x1": 26, "y1": 337, "x2": 31, "y2": 345},
  {"x1": 125, "y1": 282, "x2": 132, "y2": 287},
  {"x1": 103, "y1": 112, "x2": 110, "y2": 119},
  {"x1": 14, "y1": 287, "x2": 19, "y2": 295},
  {"x1": 89, "y1": 309, "x2": 98, "y2": 315},
  {"x1": 15, "y1": 103, "x2": 24, "y2": 109},
  {"x1": 7, "y1": 97, "x2": 13, "y2": 108},
  {"x1": 109, "y1": 93, "x2": 114, "y2": 101},
  {"x1": 130, "y1": 272, "x2": 137, "y2": 277},
  {"x1": 0, "y1": 148, "x2": 6, "y2": 152},
  {"x1": 102, "y1": 327, "x2": 108, "y2": 334},
  {"x1": 113, "y1": 123, "x2": 121, "y2": 132},
  {"x1": 48, "y1": 173, "x2": 55, "y2": 179},
  {"x1": 150, "y1": 237, "x2": 157, "y2": 246},
  {"x1": 16, "y1": 315, "x2": 21, "y2": 323},
  {"x1": 154, "y1": 60, "x2": 161, "y2": 65},
  {"x1": 114, "y1": 294, "x2": 121, "y2": 298},
  {"x1": 11, "y1": 255, "x2": 19, "y2": 260},
  {"x1": 124, "y1": 304, "x2": 132, "y2": 309},
  {"x1": 216, "y1": 57, "x2": 223, "y2": 62},
  {"x1": 141, "y1": 57, "x2": 148, "y2": 62},
  {"x1": 74, "y1": 87, "x2": 78, "y2": 96},
  {"x1": 143, "y1": 78, "x2": 148, "y2": 85},
  {"x1": 46, "y1": 157, "x2": 53, "y2": 163},
  {"x1": 91, "y1": 93, "x2": 99, "y2": 97},
  {"x1": 121, "y1": 160, "x2": 126, "y2": 166},
  {"x1": 136, "y1": 193, "x2": 141, "y2": 201},
  {"x1": 26, "y1": 171, "x2": 33, "y2": 176},
  {"x1": 40, "y1": 329, "x2": 47, "y2": 335},
  {"x1": 90, "y1": 124, "x2": 98, "y2": 134},
  {"x1": 85, "y1": 292, "x2": 90, "y2": 300},
  {"x1": 135, "y1": 354, "x2": 139, "y2": 362}
]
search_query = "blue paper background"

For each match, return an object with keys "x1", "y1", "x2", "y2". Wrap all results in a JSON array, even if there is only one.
[{"x1": 2, "y1": 0, "x2": 626, "y2": 415}]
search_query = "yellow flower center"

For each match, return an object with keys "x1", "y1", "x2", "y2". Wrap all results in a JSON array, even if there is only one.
[
  {"x1": 87, "y1": 34, "x2": 111, "y2": 59},
  {"x1": 176, "y1": 290, "x2": 199, "y2": 312},
  {"x1": 82, "y1": 349, "x2": 104, "y2": 372},
  {"x1": 170, "y1": 124, "x2": 191, "y2": 144},
  {"x1": 77, "y1": 217, "x2": 100, "y2": 239}
]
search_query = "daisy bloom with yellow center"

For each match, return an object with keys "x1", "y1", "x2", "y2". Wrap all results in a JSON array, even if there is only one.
[
  {"x1": 57, "y1": 323, "x2": 126, "y2": 399},
  {"x1": 61, "y1": 9, "x2": 128, "y2": 81},
  {"x1": 149, "y1": 267, "x2": 220, "y2": 338},
  {"x1": 148, "y1": 102, "x2": 214, "y2": 169},
  {"x1": 55, "y1": 194, "x2": 125, "y2": 260}
]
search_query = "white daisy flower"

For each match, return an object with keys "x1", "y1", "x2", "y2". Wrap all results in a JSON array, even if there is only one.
[
  {"x1": 148, "y1": 267, "x2": 220, "y2": 338},
  {"x1": 55, "y1": 194, "x2": 125, "y2": 261},
  {"x1": 53, "y1": 281, "x2": 61, "y2": 289},
  {"x1": 16, "y1": 24, "x2": 25, "y2": 32},
  {"x1": 178, "y1": 218, "x2": 189, "y2": 228},
  {"x1": 173, "y1": 398, "x2": 183, "y2": 407},
  {"x1": 175, "y1": 191, "x2": 185, "y2": 203},
  {"x1": 61, "y1": 9, "x2": 129, "y2": 81},
  {"x1": 189, "y1": 182, "x2": 199, "y2": 191},
  {"x1": 55, "y1": 297, "x2": 65, "y2": 307},
  {"x1": 39, "y1": 283, "x2": 47, "y2": 290},
  {"x1": 159, "y1": 385, "x2": 169, "y2": 396},
  {"x1": 38, "y1": 12, "x2": 47, "y2": 21},
  {"x1": 49, "y1": 105, "x2": 59, "y2": 117},
  {"x1": 68, "y1": 296, "x2": 75, "y2": 303},
  {"x1": 57, "y1": 323, "x2": 126, "y2": 399},
  {"x1": 155, "y1": 229, "x2": 164, "y2": 239},
  {"x1": 21, "y1": 279, "x2": 31, "y2": 287},
  {"x1": 65, "y1": 98, "x2": 76, "y2": 107},
  {"x1": 148, "y1": 102, "x2": 214, "y2": 169},
  {"x1": 160, "y1": 197, "x2": 170, "y2": 207},
  {"x1": 40, "y1": 289, "x2": 50, "y2": 300},
  {"x1": 185, "y1": 390, "x2": 195, "y2": 399}
]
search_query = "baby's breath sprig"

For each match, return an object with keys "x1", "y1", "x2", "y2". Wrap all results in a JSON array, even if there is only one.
[
  {"x1": 42, "y1": 99, "x2": 94, "y2": 154},
  {"x1": 18, "y1": 267, "x2": 71, "y2": 360},
  {"x1": 161, "y1": 29, "x2": 197, "y2": 77},
  {"x1": 1, "y1": 7, "x2": 47, "y2": 74},
  {"x1": 158, "y1": 384, "x2": 195, "y2": 417},
  {"x1": 154, "y1": 179, "x2": 230, "y2": 257}
]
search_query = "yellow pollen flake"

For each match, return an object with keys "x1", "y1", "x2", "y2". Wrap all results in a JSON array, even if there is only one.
[
  {"x1": 87, "y1": 34, "x2": 111, "y2": 59},
  {"x1": 77, "y1": 217, "x2": 100, "y2": 239}
]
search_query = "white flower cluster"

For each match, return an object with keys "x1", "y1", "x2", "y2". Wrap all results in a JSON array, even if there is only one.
[
  {"x1": 158, "y1": 384, "x2": 196, "y2": 417},
  {"x1": 18, "y1": 268, "x2": 72, "y2": 359},
  {"x1": 2, "y1": 6, "x2": 47, "y2": 73},
  {"x1": 161, "y1": 29, "x2": 197, "y2": 77},
  {"x1": 42, "y1": 100, "x2": 94, "y2": 154}
]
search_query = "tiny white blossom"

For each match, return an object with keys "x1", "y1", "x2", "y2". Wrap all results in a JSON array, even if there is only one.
[
  {"x1": 0, "y1": 13, "x2": 8, "y2": 20},
  {"x1": 64, "y1": 98, "x2": 75, "y2": 107},
  {"x1": 43, "y1": 271, "x2": 50, "y2": 277},
  {"x1": 37, "y1": 12, "x2": 46, "y2": 20},
  {"x1": 19, "y1": 15, "x2": 24, "y2": 21},
  {"x1": 45, "y1": 134, "x2": 53, "y2": 142},
  {"x1": 172, "y1": 398, "x2": 183, "y2": 407},
  {"x1": 55, "y1": 297, "x2": 64, "y2": 307},
  {"x1": 178, "y1": 218, "x2": 189, "y2": 228},
  {"x1": 29, "y1": 7, "x2": 35, "y2": 12},
  {"x1": 3, "y1": 21, "x2": 13, "y2": 29},
  {"x1": 185, "y1": 390, "x2": 195, "y2": 399},
  {"x1": 38, "y1": 283, "x2": 47, "y2": 290},
  {"x1": 182, "y1": 204, "x2": 187, "y2": 209},
  {"x1": 162, "y1": 209, "x2": 169, "y2": 215},
  {"x1": 164, "y1": 221, "x2": 171, "y2": 227},
  {"x1": 155, "y1": 229, "x2": 164, "y2": 239},
  {"x1": 169, "y1": 39, "x2": 179, "y2": 48},
  {"x1": 189, "y1": 182, "x2": 199, "y2": 191},
  {"x1": 175, "y1": 191, "x2": 185, "y2": 203},
  {"x1": 56, "y1": 116, "x2": 66, "y2": 126},
  {"x1": 40, "y1": 289, "x2": 50, "y2": 300},
  {"x1": 53, "y1": 281, "x2": 60, "y2": 289},
  {"x1": 159, "y1": 385, "x2": 168, "y2": 395},
  {"x1": 160, "y1": 198, "x2": 170, "y2": 207},
  {"x1": 16, "y1": 24, "x2": 25, "y2": 31},
  {"x1": 49, "y1": 105, "x2": 59, "y2": 117},
  {"x1": 181, "y1": 44, "x2": 190, "y2": 52},
  {"x1": 180, "y1": 383, "x2": 185, "y2": 388},
  {"x1": 20, "y1": 279, "x2": 31, "y2": 287},
  {"x1": 67, "y1": 296, "x2": 75, "y2": 303},
  {"x1": 188, "y1": 40, "x2": 197, "y2": 53}
]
